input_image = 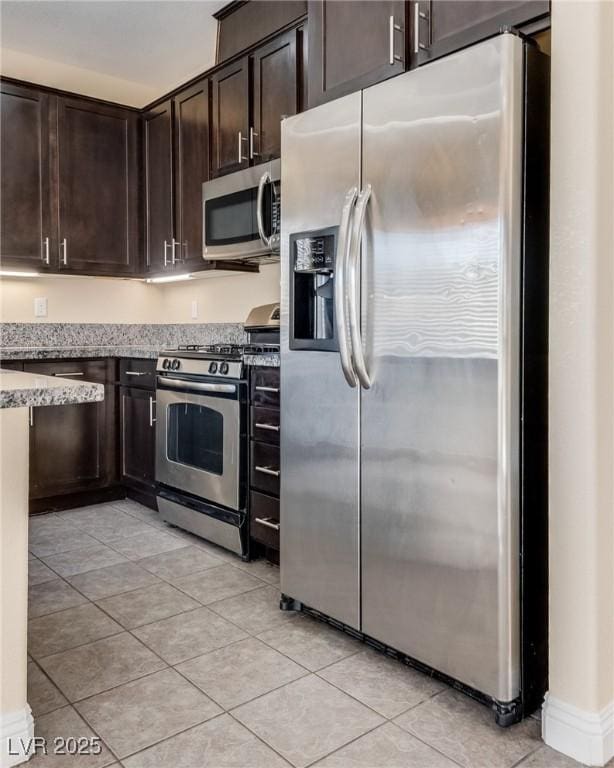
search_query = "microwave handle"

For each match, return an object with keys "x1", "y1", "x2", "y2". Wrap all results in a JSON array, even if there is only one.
[{"x1": 256, "y1": 171, "x2": 273, "y2": 249}]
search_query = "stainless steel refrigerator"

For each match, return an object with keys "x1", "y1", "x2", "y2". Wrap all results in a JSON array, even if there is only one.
[{"x1": 280, "y1": 33, "x2": 549, "y2": 724}]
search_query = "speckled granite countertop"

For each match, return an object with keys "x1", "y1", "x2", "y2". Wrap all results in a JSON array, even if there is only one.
[
  {"x1": 0, "y1": 370, "x2": 105, "y2": 409},
  {"x1": 0, "y1": 345, "x2": 161, "y2": 361},
  {"x1": 243, "y1": 353, "x2": 280, "y2": 368}
]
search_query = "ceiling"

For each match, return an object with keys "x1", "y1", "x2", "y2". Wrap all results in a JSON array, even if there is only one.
[{"x1": 0, "y1": 0, "x2": 227, "y2": 106}]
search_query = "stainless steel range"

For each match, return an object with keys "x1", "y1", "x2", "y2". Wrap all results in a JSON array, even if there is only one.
[
  {"x1": 155, "y1": 331, "x2": 279, "y2": 558},
  {"x1": 156, "y1": 345, "x2": 248, "y2": 556}
]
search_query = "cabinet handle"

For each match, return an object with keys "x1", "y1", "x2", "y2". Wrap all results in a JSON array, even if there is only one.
[
  {"x1": 60, "y1": 237, "x2": 68, "y2": 265},
  {"x1": 254, "y1": 517, "x2": 280, "y2": 532},
  {"x1": 255, "y1": 465, "x2": 280, "y2": 477},
  {"x1": 172, "y1": 238, "x2": 183, "y2": 264},
  {"x1": 255, "y1": 422, "x2": 280, "y2": 432},
  {"x1": 255, "y1": 385, "x2": 279, "y2": 393},
  {"x1": 53, "y1": 371, "x2": 84, "y2": 377},
  {"x1": 29, "y1": 407, "x2": 34, "y2": 427},
  {"x1": 42, "y1": 236, "x2": 50, "y2": 265},
  {"x1": 238, "y1": 131, "x2": 248, "y2": 162},
  {"x1": 414, "y1": 3, "x2": 428, "y2": 54},
  {"x1": 125, "y1": 371, "x2": 148, "y2": 376},
  {"x1": 250, "y1": 127, "x2": 260, "y2": 159},
  {"x1": 149, "y1": 396, "x2": 156, "y2": 427},
  {"x1": 163, "y1": 239, "x2": 171, "y2": 267},
  {"x1": 389, "y1": 15, "x2": 404, "y2": 65}
]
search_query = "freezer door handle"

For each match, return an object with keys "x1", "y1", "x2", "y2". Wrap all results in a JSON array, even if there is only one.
[
  {"x1": 334, "y1": 186, "x2": 359, "y2": 388},
  {"x1": 348, "y1": 184, "x2": 372, "y2": 389}
]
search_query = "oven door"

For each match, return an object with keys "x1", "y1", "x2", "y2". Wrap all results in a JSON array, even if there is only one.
[
  {"x1": 156, "y1": 378, "x2": 241, "y2": 511},
  {"x1": 203, "y1": 160, "x2": 280, "y2": 261}
]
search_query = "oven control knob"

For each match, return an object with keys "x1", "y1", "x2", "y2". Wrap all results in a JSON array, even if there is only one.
[
  {"x1": 162, "y1": 358, "x2": 170, "y2": 370},
  {"x1": 208, "y1": 362, "x2": 218, "y2": 374},
  {"x1": 219, "y1": 362, "x2": 229, "y2": 375},
  {"x1": 172, "y1": 359, "x2": 180, "y2": 370}
]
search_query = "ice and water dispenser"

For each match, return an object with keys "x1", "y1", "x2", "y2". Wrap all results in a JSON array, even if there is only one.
[{"x1": 289, "y1": 227, "x2": 339, "y2": 351}]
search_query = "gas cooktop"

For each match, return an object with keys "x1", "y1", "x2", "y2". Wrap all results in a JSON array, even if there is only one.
[{"x1": 161, "y1": 343, "x2": 280, "y2": 360}]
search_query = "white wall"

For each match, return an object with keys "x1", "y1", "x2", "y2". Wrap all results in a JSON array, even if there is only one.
[
  {"x1": 0, "y1": 264, "x2": 281, "y2": 325},
  {"x1": 0, "y1": 48, "x2": 159, "y2": 107},
  {"x1": 543, "y1": 1, "x2": 614, "y2": 764}
]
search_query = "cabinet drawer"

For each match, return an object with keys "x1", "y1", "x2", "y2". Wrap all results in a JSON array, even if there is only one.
[
  {"x1": 251, "y1": 440, "x2": 280, "y2": 496},
  {"x1": 24, "y1": 358, "x2": 113, "y2": 384},
  {"x1": 251, "y1": 406, "x2": 280, "y2": 445},
  {"x1": 250, "y1": 490, "x2": 280, "y2": 550},
  {"x1": 250, "y1": 367, "x2": 280, "y2": 407},
  {"x1": 120, "y1": 358, "x2": 157, "y2": 390}
]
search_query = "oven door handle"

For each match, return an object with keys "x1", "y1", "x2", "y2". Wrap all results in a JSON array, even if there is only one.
[{"x1": 158, "y1": 377, "x2": 237, "y2": 394}]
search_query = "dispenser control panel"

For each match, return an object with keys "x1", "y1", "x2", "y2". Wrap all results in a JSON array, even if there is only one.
[{"x1": 294, "y1": 234, "x2": 335, "y2": 272}]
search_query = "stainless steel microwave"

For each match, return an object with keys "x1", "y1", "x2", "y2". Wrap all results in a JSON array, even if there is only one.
[{"x1": 202, "y1": 159, "x2": 280, "y2": 261}]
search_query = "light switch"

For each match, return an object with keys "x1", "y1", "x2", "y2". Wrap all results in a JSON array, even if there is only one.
[
  {"x1": 34, "y1": 297, "x2": 48, "y2": 317},
  {"x1": 191, "y1": 300, "x2": 198, "y2": 319}
]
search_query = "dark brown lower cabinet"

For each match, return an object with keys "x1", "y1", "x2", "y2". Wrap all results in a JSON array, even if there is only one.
[
  {"x1": 119, "y1": 358, "x2": 157, "y2": 509},
  {"x1": 249, "y1": 366, "x2": 280, "y2": 559},
  {"x1": 24, "y1": 359, "x2": 119, "y2": 511}
]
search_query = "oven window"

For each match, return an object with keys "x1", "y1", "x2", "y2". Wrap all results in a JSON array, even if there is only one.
[
  {"x1": 205, "y1": 186, "x2": 272, "y2": 246},
  {"x1": 167, "y1": 403, "x2": 223, "y2": 475}
]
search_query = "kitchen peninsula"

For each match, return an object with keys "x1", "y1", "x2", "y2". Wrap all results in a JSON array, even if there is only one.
[{"x1": 0, "y1": 370, "x2": 103, "y2": 767}]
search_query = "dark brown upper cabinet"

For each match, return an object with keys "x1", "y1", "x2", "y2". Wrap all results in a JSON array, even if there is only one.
[
  {"x1": 210, "y1": 58, "x2": 251, "y2": 178},
  {"x1": 252, "y1": 28, "x2": 301, "y2": 163},
  {"x1": 173, "y1": 80, "x2": 210, "y2": 270},
  {"x1": 143, "y1": 81, "x2": 211, "y2": 275},
  {"x1": 143, "y1": 100, "x2": 174, "y2": 272},
  {"x1": 216, "y1": 0, "x2": 307, "y2": 63},
  {"x1": 211, "y1": 26, "x2": 303, "y2": 177},
  {"x1": 412, "y1": 1, "x2": 550, "y2": 66},
  {"x1": 56, "y1": 97, "x2": 139, "y2": 275},
  {"x1": 308, "y1": 1, "x2": 406, "y2": 107},
  {"x1": 0, "y1": 82, "x2": 54, "y2": 271}
]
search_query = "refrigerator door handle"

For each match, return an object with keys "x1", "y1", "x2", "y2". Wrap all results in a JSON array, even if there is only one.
[
  {"x1": 334, "y1": 186, "x2": 359, "y2": 387},
  {"x1": 348, "y1": 184, "x2": 372, "y2": 389}
]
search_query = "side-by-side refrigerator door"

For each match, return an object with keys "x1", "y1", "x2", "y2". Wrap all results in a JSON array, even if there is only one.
[
  {"x1": 360, "y1": 35, "x2": 524, "y2": 703},
  {"x1": 280, "y1": 93, "x2": 362, "y2": 629}
]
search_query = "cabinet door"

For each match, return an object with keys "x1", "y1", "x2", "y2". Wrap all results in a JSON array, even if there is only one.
[
  {"x1": 144, "y1": 101, "x2": 174, "y2": 272},
  {"x1": 56, "y1": 97, "x2": 138, "y2": 275},
  {"x1": 173, "y1": 81, "x2": 209, "y2": 270},
  {"x1": 25, "y1": 360, "x2": 117, "y2": 499},
  {"x1": 308, "y1": 1, "x2": 405, "y2": 107},
  {"x1": 413, "y1": 1, "x2": 550, "y2": 65},
  {"x1": 210, "y1": 58, "x2": 250, "y2": 177},
  {"x1": 0, "y1": 82, "x2": 54, "y2": 270},
  {"x1": 120, "y1": 386, "x2": 156, "y2": 489},
  {"x1": 252, "y1": 28, "x2": 300, "y2": 163}
]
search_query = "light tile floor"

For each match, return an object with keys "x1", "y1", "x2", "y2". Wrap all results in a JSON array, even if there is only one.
[{"x1": 26, "y1": 499, "x2": 587, "y2": 768}]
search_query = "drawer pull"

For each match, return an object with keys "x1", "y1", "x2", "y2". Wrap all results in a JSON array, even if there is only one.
[
  {"x1": 255, "y1": 422, "x2": 280, "y2": 432},
  {"x1": 255, "y1": 517, "x2": 280, "y2": 532},
  {"x1": 53, "y1": 371, "x2": 84, "y2": 377},
  {"x1": 125, "y1": 371, "x2": 149, "y2": 376},
  {"x1": 255, "y1": 386, "x2": 279, "y2": 393},
  {"x1": 255, "y1": 465, "x2": 280, "y2": 477}
]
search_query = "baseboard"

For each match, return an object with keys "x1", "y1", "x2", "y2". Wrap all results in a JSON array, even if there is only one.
[
  {"x1": 542, "y1": 693, "x2": 614, "y2": 766},
  {"x1": 1, "y1": 705, "x2": 34, "y2": 767}
]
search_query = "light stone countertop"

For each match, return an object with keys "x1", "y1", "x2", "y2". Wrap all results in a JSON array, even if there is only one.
[
  {"x1": 0, "y1": 345, "x2": 160, "y2": 361},
  {"x1": 0, "y1": 369, "x2": 105, "y2": 409}
]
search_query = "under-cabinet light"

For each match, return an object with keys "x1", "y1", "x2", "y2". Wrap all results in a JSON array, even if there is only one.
[
  {"x1": 0, "y1": 270, "x2": 40, "y2": 278},
  {"x1": 145, "y1": 273, "x2": 193, "y2": 284}
]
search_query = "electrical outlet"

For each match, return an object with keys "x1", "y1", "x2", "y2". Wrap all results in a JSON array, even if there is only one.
[
  {"x1": 191, "y1": 300, "x2": 198, "y2": 319},
  {"x1": 34, "y1": 297, "x2": 48, "y2": 318}
]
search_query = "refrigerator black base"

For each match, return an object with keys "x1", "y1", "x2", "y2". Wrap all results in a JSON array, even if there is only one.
[
  {"x1": 280, "y1": 593, "x2": 303, "y2": 612},
  {"x1": 493, "y1": 698, "x2": 523, "y2": 727},
  {"x1": 283, "y1": 598, "x2": 534, "y2": 727}
]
